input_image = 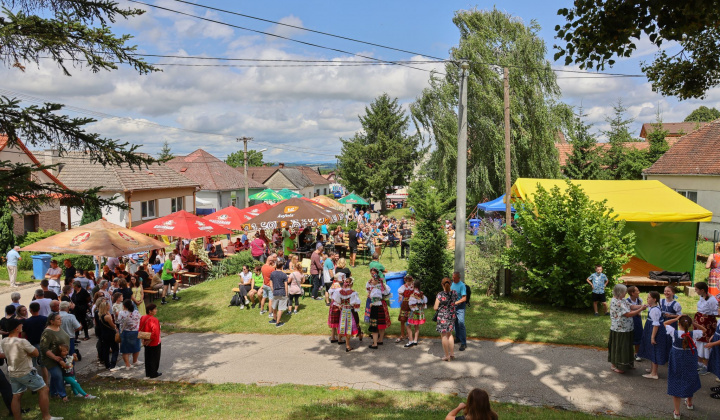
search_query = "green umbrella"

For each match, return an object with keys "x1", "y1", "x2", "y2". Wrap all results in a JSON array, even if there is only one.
[
  {"x1": 338, "y1": 193, "x2": 369, "y2": 205},
  {"x1": 276, "y1": 188, "x2": 303, "y2": 199},
  {"x1": 249, "y1": 188, "x2": 284, "y2": 202}
]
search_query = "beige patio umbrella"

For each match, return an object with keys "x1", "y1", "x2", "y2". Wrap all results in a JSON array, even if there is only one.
[
  {"x1": 311, "y1": 195, "x2": 345, "y2": 211},
  {"x1": 21, "y1": 219, "x2": 167, "y2": 258}
]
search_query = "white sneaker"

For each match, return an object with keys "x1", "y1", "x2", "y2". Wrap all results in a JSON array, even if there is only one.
[
  {"x1": 84, "y1": 394, "x2": 98, "y2": 399},
  {"x1": 244, "y1": 298, "x2": 250, "y2": 305},
  {"x1": 109, "y1": 366, "x2": 122, "y2": 372},
  {"x1": 49, "y1": 417, "x2": 64, "y2": 420},
  {"x1": 75, "y1": 394, "x2": 85, "y2": 398},
  {"x1": 239, "y1": 305, "x2": 245, "y2": 310}
]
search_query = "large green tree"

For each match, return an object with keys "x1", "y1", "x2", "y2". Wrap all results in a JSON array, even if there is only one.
[
  {"x1": 555, "y1": 0, "x2": 720, "y2": 99},
  {"x1": 684, "y1": 106, "x2": 720, "y2": 123},
  {"x1": 563, "y1": 109, "x2": 602, "y2": 180},
  {"x1": 406, "y1": 179, "x2": 452, "y2": 303},
  {"x1": 337, "y1": 93, "x2": 422, "y2": 211},
  {"x1": 225, "y1": 150, "x2": 267, "y2": 168},
  {"x1": 601, "y1": 100, "x2": 638, "y2": 180},
  {"x1": 412, "y1": 8, "x2": 572, "y2": 202},
  {"x1": 0, "y1": 0, "x2": 156, "y2": 214}
]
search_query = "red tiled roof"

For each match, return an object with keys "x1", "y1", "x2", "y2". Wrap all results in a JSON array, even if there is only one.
[
  {"x1": 639, "y1": 122, "x2": 708, "y2": 138},
  {"x1": 0, "y1": 135, "x2": 68, "y2": 189},
  {"x1": 555, "y1": 139, "x2": 680, "y2": 167},
  {"x1": 167, "y1": 149, "x2": 265, "y2": 190},
  {"x1": 645, "y1": 119, "x2": 720, "y2": 175},
  {"x1": 297, "y1": 166, "x2": 329, "y2": 185},
  {"x1": 242, "y1": 166, "x2": 279, "y2": 184}
]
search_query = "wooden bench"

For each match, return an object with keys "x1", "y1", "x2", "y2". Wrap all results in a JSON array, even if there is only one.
[
  {"x1": 620, "y1": 276, "x2": 692, "y2": 287},
  {"x1": 143, "y1": 289, "x2": 159, "y2": 302},
  {"x1": 182, "y1": 273, "x2": 201, "y2": 285},
  {"x1": 619, "y1": 256, "x2": 692, "y2": 288}
]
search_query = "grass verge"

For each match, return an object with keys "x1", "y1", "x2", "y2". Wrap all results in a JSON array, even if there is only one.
[{"x1": 25, "y1": 378, "x2": 618, "y2": 420}]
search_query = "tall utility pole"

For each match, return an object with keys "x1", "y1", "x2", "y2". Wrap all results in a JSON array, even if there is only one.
[
  {"x1": 503, "y1": 67, "x2": 511, "y2": 244},
  {"x1": 454, "y1": 61, "x2": 470, "y2": 281},
  {"x1": 238, "y1": 136, "x2": 253, "y2": 208}
]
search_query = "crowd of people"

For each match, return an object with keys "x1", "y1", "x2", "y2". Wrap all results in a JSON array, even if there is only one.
[{"x1": 604, "y1": 280, "x2": 719, "y2": 419}]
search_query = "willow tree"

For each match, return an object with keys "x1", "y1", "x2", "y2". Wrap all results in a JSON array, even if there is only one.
[{"x1": 411, "y1": 8, "x2": 571, "y2": 202}]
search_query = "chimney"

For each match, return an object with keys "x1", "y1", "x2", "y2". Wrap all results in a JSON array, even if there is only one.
[
  {"x1": 43, "y1": 149, "x2": 61, "y2": 176},
  {"x1": 279, "y1": 163, "x2": 285, "y2": 168}
]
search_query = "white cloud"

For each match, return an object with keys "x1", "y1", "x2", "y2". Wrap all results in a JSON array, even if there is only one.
[{"x1": 269, "y1": 15, "x2": 306, "y2": 39}]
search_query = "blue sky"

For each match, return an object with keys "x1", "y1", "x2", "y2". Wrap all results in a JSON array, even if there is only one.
[{"x1": 2, "y1": 0, "x2": 717, "y2": 162}]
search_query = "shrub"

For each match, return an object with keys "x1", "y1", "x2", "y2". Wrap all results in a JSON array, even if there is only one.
[
  {"x1": 503, "y1": 180, "x2": 635, "y2": 308},
  {"x1": 466, "y1": 221, "x2": 505, "y2": 295},
  {"x1": 209, "y1": 251, "x2": 255, "y2": 280},
  {"x1": 406, "y1": 180, "x2": 453, "y2": 303},
  {"x1": 18, "y1": 229, "x2": 60, "y2": 248}
]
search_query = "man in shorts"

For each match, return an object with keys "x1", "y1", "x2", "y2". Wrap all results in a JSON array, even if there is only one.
[
  {"x1": 269, "y1": 265, "x2": 289, "y2": 328},
  {"x1": 160, "y1": 251, "x2": 179, "y2": 305},
  {"x1": 586, "y1": 264, "x2": 609, "y2": 316},
  {"x1": 1, "y1": 318, "x2": 63, "y2": 420},
  {"x1": 260, "y1": 259, "x2": 276, "y2": 317}
]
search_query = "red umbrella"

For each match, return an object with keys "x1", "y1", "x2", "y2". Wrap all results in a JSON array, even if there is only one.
[
  {"x1": 132, "y1": 210, "x2": 232, "y2": 238},
  {"x1": 203, "y1": 203, "x2": 273, "y2": 230}
]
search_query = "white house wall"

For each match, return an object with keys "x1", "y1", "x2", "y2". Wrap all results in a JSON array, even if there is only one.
[
  {"x1": 60, "y1": 192, "x2": 126, "y2": 228},
  {"x1": 645, "y1": 174, "x2": 720, "y2": 238}
]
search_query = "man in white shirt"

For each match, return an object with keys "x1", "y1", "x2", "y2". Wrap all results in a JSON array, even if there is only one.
[
  {"x1": 5, "y1": 246, "x2": 21, "y2": 287},
  {"x1": 106, "y1": 256, "x2": 120, "y2": 272},
  {"x1": 0, "y1": 318, "x2": 63, "y2": 420},
  {"x1": 58, "y1": 302, "x2": 81, "y2": 356},
  {"x1": 44, "y1": 260, "x2": 62, "y2": 295},
  {"x1": 32, "y1": 290, "x2": 52, "y2": 317}
]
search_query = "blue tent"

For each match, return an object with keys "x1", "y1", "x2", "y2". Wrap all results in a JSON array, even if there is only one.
[{"x1": 478, "y1": 194, "x2": 515, "y2": 212}]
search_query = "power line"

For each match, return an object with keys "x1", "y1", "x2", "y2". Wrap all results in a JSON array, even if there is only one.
[
  {"x1": 131, "y1": 54, "x2": 448, "y2": 64},
  {"x1": 127, "y1": 0, "x2": 444, "y2": 76},
  {"x1": 168, "y1": 0, "x2": 447, "y2": 61},
  {"x1": 0, "y1": 87, "x2": 341, "y2": 157}
]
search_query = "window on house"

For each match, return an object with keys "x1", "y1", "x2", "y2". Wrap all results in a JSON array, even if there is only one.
[
  {"x1": 171, "y1": 197, "x2": 184, "y2": 212},
  {"x1": 677, "y1": 190, "x2": 698, "y2": 203},
  {"x1": 141, "y1": 200, "x2": 156, "y2": 219},
  {"x1": 323, "y1": 188, "x2": 327, "y2": 195},
  {"x1": 23, "y1": 214, "x2": 39, "y2": 234}
]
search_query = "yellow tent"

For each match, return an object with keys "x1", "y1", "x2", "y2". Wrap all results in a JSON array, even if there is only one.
[
  {"x1": 510, "y1": 178, "x2": 713, "y2": 279},
  {"x1": 511, "y1": 179, "x2": 711, "y2": 223}
]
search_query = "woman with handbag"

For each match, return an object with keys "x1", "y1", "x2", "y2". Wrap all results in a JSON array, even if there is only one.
[
  {"x1": 96, "y1": 300, "x2": 120, "y2": 371},
  {"x1": 139, "y1": 303, "x2": 162, "y2": 378},
  {"x1": 117, "y1": 299, "x2": 142, "y2": 370}
]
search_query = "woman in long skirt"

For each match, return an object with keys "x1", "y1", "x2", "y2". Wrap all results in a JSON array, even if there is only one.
[
  {"x1": 638, "y1": 291, "x2": 669, "y2": 379},
  {"x1": 608, "y1": 284, "x2": 646, "y2": 373},
  {"x1": 335, "y1": 278, "x2": 360, "y2": 352},
  {"x1": 405, "y1": 280, "x2": 426, "y2": 348},
  {"x1": 626, "y1": 286, "x2": 644, "y2": 360},
  {"x1": 327, "y1": 279, "x2": 342, "y2": 343}
]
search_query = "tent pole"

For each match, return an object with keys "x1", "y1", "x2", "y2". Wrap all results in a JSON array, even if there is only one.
[{"x1": 691, "y1": 223, "x2": 699, "y2": 286}]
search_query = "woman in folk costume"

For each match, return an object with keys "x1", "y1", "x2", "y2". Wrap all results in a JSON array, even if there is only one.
[
  {"x1": 334, "y1": 276, "x2": 361, "y2": 352},
  {"x1": 366, "y1": 273, "x2": 391, "y2": 349},
  {"x1": 404, "y1": 279, "x2": 427, "y2": 348},
  {"x1": 364, "y1": 268, "x2": 382, "y2": 323},
  {"x1": 704, "y1": 319, "x2": 720, "y2": 399},
  {"x1": 693, "y1": 282, "x2": 719, "y2": 375},
  {"x1": 705, "y1": 243, "x2": 720, "y2": 296},
  {"x1": 396, "y1": 275, "x2": 415, "y2": 343},
  {"x1": 327, "y1": 274, "x2": 343, "y2": 344}
]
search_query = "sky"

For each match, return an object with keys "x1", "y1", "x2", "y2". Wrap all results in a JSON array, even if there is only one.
[{"x1": 3, "y1": 0, "x2": 719, "y2": 163}]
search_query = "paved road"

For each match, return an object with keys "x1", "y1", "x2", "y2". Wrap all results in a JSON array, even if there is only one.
[{"x1": 96, "y1": 332, "x2": 720, "y2": 419}]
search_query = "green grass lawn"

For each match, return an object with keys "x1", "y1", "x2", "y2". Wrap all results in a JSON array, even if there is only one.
[
  {"x1": 29, "y1": 378, "x2": 620, "y2": 420},
  {"x1": 0, "y1": 268, "x2": 38, "y2": 286}
]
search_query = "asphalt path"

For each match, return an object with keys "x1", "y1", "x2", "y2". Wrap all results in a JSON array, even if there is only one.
[{"x1": 96, "y1": 332, "x2": 720, "y2": 419}]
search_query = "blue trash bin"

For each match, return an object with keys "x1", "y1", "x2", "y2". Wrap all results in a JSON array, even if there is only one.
[
  {"x1": 469, "y1": 218, "x2": 481, "y2": 235},
  {"x1": 31, "y1": 254, "x2": 52, "y2": 281},
  {"x1": 385, "y1": 270, "x2": 408, "y2": 309}
]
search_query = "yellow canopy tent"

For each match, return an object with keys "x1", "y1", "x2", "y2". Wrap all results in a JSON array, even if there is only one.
[{"x1": 510, "y1": 179, "x2": 712, "y2": 281}]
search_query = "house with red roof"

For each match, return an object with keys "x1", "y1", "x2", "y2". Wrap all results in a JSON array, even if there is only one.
[
  {"x1": 644, "y1": 119, "x2": 720, "y2": 237},
  {"x1": 166, "y1": 149, "x2": 266, "y2": 211},
  {"x1": 0, "y1": 135, "x2": 68, "y2": 235}
]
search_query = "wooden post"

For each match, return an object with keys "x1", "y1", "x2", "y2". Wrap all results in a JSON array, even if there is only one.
[{"x1": 127, "y1": 192, "x2": 133, "y2": 228}]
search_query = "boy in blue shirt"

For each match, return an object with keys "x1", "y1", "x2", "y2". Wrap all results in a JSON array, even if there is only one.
[{"x1": 586, "y1": 265, "x2": 609, "y2": 316}]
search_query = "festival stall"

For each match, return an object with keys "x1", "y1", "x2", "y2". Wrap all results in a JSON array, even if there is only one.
[{"x1": 510, "y1": 178, "x2": 713, "y2": 285}]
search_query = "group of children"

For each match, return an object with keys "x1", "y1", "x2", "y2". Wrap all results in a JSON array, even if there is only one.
[
  {"x1": 326, "y1": 271, "x2": 427, "y2": 352},
  {"x1": 622, "y1": 282, "x2": 719, "y2": 419}
]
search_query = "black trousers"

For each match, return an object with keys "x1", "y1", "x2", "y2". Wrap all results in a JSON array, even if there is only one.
[
  {"x1": 144, "y1": 344, "x2": 161, "y2": 378},
  {"x1": 74, "y1": 307, "x2": 90, "y2": 338},
  {"x1": 0, "y1": 370, "x2": 13, "y2": 417},
  {"x1": 401, "y1": 241, "x2": 410, "y2": 257},
  {"x1": 100, "y1": 335, "x2": 119, "y2": 369},
  {"x1": 310, "y1": 274, "x2": 322, "y2": 298}
]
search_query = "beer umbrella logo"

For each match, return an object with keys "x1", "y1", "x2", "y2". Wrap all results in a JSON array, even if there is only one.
[
  {"x1": 284, "y1": 206, "x2": 299, "y2": 213},
  {"x1": 117, "y1": 231, "x2": 139, "y2": 245},
  {"x1": 70, "y1": 232, "x2": 91, "y2": 246}
]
